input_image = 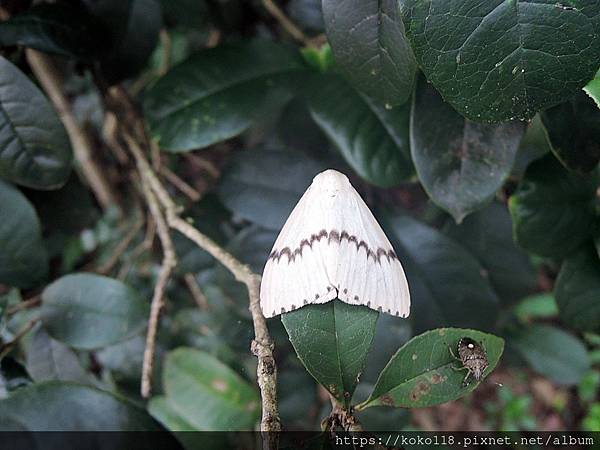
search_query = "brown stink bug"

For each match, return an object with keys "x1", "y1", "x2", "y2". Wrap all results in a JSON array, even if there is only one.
[{"x1": 448, "y1": 337, "x2": 489, "y2": 387}]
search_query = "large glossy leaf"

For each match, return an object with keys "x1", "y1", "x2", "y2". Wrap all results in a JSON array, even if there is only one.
[
  {"x1": 25, "y1": 328, "x2": 89, "y2": 384},
  {"x1": 152, "y1": 348, "x2": 260, "y2": 430},
  {"x1": 0, "y1": 381, "x2": 161, "y2": 430},
  {"x1": 402, "y1": 0, "x2": 600, "y2": 122},
  {"x1": 0, "y1": 180, "x2": 48, "y2": 288},
  {"x1": 0, "y1": 3, "x2": 106, "y2": 60},
  {"x1": 322, "y1": 0, "x2": 416, "y2": 106},
  {"x1": 218, "y1": 148, "x2": 326, "y2": 230},
  {"x1": 509, "y1": 155, "x2": 597, "y2": 257},
  {"x1": 308, "y1": 74, "x2": 413, "y2": 187},
  {"x1": 40, "y1": 273, "x2": 149, "y2": 349},
  {"x1": 444, "y1": 202, "x2": 536, "y2": 304},
  {"x1": 281, "y1": 301, "x2": 379, "y2": 408},
  {"x1": 84, "y1": 0, "x2": 161, "y2": 84},
  {"x1": 555, "y1": 246, "x2": 600, "y2": 332},
  {"x1": 510, "y1": 324, "x2": 590, "y2": 385},
  {"x1": 0, "y1": 56, "x2": 72, "y2": 189},
  {"x1": 386, "y1": 215, "x2": 500, "y2": 333},
  {"x1": 144, "y1": 39, "x2": 305, "y2": 151},
  {"x1": 540, "y1": 90, "x2": 600, "y2": 173},
  {"x1": 358, "y1": 328, "x2": 504, "y2": 409},
  {"x1": 411, "y1": 79, "x2": 524, "y2": 222}
]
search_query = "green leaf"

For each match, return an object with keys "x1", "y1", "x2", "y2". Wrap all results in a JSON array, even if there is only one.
[
  {"x1": 148, "y1": 397, "x2": 231, "y2": 450},
  {"x1": 386, "y1": 215, "x2": 500, "y2": 332},
  {"x1": 510, "y1": 324, "x2": 590, "y2": 385},
  {"x1": 584, "y1": 69, "x2": 600, "y2": 109},
  {"x1": 301, "y1": 44, "x2": 334, "y2": 73},
  {"x1": 0, "y1": 180, "x2": 48, "y2": 288},
  {"x1": 402, "y1": 0, "x2": 600, "y2": 122},
  {"x1": 359, "y1": 328, "x2": 504, "y2": 409},
  {"x1": 0, "y1": 381, "x2": 161, "y2": 430},
  {"x1": 308, "y1": 74, "x2": 413, "y2": 187},
  {"x1": 25, "y1": 328, "x2": 89, "y2": 384},
  {"x1": 541, "y1": 90, "x2": 600, "y2": 173},
  {"x1": 218, "y1": 148, "x2": 326, "y2": 230},
  {"x1": 144, "y1": 39, "x2": 305, "y2": 151},
  {"x1": 444, "y1": 202, "x2": 536, "y2": 304},
  {"x1": 148, "y1": 397, "x2": 196, "y2": 431},
  {"x1": 555, "y1": 246, "x2": 600, "y2": 332},
  {"x1": 509, "y1": 154, "x2": 597, "y2": 257},
  {"x1": 411, "y1": 78, "x2": 525, "y2": 222},
  {"x1": 0, "y1": 56, "x2": 72, "y2": 189},
  {"x1": 156, "y1": 348, "x2": 260, "y2": 430},
  {"x1": 40, "y1": 273, "x2": 149, "y2": 349},
  {"x1": 85, "y1": 0, "x2": 162, "y2": 84},
  {"x1": 0, "y1": 3, "x2": 106, "y2": 60},
  {"x1": 281, "y1": 300, "x2": 378, "y2": 408},
  {"x1": 514, "y1": 293, "x2": 558, "y2": 322},
  {"x1": 322, "y1": 0, "x2": 416, "y2": 106}
]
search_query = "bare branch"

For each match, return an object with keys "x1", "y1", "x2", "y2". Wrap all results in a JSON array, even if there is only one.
[
  {"x1": 25, "y1": 49, "x2": 119, "y2": 211},
  {"x1": 0, "y1": 318, "x2": 40, "y2": 359},
  {"x1": 184, "y1": 273, "x2": 209, "y2": 310},
  {"x1": 262, "y1": 0, "x2": 311, "y2": 46},
  {"x1": 121, "y1": 129, "x2": 281, "y2": 436},
  {"x1": 6, "y1": 296, "x2": 41, "y2": 316},
  {"x1": 161, "y1": 165, "x2": 202, "y2": 202},
  {"x1": 138, "y1": 173, "x2": 177, "y2": 399},
  {"x1": 97, "y1": 217, "x2": 145, "y2": 275}
]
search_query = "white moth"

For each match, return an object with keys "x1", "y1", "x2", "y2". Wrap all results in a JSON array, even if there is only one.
[{"x1": 260, "y1": 169, "x2": 410, "y2": 318}]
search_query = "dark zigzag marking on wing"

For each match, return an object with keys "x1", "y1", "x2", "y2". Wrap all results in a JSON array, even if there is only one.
[{"x1": 267, "y1": 229, "x2": 398, "y2": 264}]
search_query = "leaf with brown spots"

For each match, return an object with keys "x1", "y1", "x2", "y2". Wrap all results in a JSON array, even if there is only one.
[{"x1": 356, "y1": 328, "x2": 504, "y2": 409}]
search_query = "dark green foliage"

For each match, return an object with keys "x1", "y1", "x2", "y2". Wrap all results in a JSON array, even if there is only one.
[{"x1": 0, "y1": 0, "x2": 598, "y2": 434}]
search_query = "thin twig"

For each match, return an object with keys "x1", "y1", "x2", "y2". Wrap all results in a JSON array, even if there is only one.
[
  {"x1": 262, "y1": 0, "x2": 312, "y2": 46},
  {"x1": 138, "y1": 175, "x2": 177, "y2": 399},
  {"x1": 117, "y1": 219, "x2": 156, "y2": 281},
  {"x1": 0, "y1": 318, "x2": 40, "y2": 359},
  {"x1": 161, "y1": 165, "x2": 202, "y2": 202},
  {"x1": 184, "y1": 273, "x2": 209, "y2": 310},
  {"x1": 25, "y1": 49, "x2": 119, "y2": 211},
  {"x1": 97, "y1": 217, "x2": 144, "y2": 275},
  {"x1": 184, "y1": 153, "x2": 220, "y2": 179},
  {"x1": 150, "y1": 137, "x2": 162, "y2": 172},
  {"x1": 122, "y1": 130, "x2": 281, "y2": 437},
  {"x1": 102, "y1": 112, "x2": 130, "y2": 164},
  {"x1": 159, "y1": 29, "x2": 172, "y2": 76},
  {"x1": 6, "y1": 296, "x2": 41, "y2": 316}
]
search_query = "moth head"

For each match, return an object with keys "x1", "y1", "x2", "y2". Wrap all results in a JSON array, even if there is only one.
[{"x1": 312, "y1": 169, "x2": 350, "y2": 195}]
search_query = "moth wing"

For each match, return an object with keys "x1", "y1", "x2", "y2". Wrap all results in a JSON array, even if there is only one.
[
  {"x1": 260, "y1": 186, "x2": 336, "y2": 318},
  {"x1": 327, "y1": 186, "x2": 410, "y2": 318}
]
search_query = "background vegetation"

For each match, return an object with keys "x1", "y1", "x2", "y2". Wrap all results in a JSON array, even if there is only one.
[{"x1": 0, "y1": 0, "x2": 599, "y2": 442}]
